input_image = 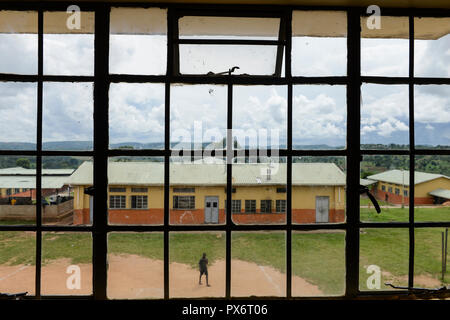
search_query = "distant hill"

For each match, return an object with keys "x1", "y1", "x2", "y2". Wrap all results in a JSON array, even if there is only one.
[{"x1": 0, "y1": 141, "x2": 445, "y2": 151}]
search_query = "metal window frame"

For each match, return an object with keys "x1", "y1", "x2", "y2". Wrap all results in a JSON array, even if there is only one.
[
  {"x1": 173, "y1": 195, "x2": 195, "y2": 210},
  {"x1": 131, "y1": 195, "x2": 148, "y2": 209},
  {"x1": 276, "y1": 199, "x2": 287, "y2": 213},
  {"x1": 0, "y1": 1, "x2": 448, "y2": 301},
  {"x1": 109, "y1": 195, "x2": 126, "y2": 209}
]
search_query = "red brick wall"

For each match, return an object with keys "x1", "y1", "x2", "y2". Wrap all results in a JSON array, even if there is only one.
[
  {"x1": 73, "y1": 208, "x2": 346, "y2": 225},
  {"x1": 375, "y1": 190, "x2": 434, "y2": 205},
  {"x1": 73, "y1": 209, "x2": 90, "y2": 225}
]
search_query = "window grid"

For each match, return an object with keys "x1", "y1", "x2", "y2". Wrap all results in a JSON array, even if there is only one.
[
  {"x1": 260, "y1": 200, "x2": 272, "y2": 213},
  {"x1": 109, "y1": 195, "x2": 126, "y2": 209},
  {"x1": 131, "y1": 195, "x2": 148, "y2": 209},
  {"x1": 245, "y1": 200, "x2": 257, "y2": 213},
  {"x1": 0, "y1": 3, "x2": 448, "y2": 301},
  {"x1": 276, "y1": 199, "x2": 286, "y2": 213},
  {"x1": 173, "y1": 195, "x2": 195, "y2": 209}
]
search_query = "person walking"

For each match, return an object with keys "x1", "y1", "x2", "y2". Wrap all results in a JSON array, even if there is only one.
[{"x1": 198, "y1": 253, "x2": 210, "y2": 287}]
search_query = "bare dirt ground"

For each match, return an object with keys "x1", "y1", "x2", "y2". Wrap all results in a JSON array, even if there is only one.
[{"x1": 0, "y1": 254, "x2": 322, "y2": 298}]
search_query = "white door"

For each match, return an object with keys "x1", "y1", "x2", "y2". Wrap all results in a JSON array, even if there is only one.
[
  {"x1": 204, "y1": 196, "x2": 219, "y2": 224},
  {"x1": 315, "y1": 196, "x2": 329, "y2": 223}
]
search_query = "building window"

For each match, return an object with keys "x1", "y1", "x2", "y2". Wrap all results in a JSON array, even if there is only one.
[
  {"x1": 404, "y1": 190, "x2": 408, "y2": 197},
  {"x1": 131, "y1": 195, "x2": 148, "y2": 209},
  {"x1": 131, "y1": 187, "x2": 148, "y2": 193},
  {"x1": 260, "y1": 200, "x2": 272, "y2": 213},
  {"x1": 388, "y1": 187, "x2": 393, "y2": 193},
  {"x1": 109, "y1": 187, "x2": 126, "y2": 193},
  {"x1": 276, "y1": 187, "x2": 286, "y2": 193},
  {"x1": 395, "y1": 188, "x2": 400, "y2": 195},
  {"x1": 226, "y1": 200, "x2": 241, "y2": 213},
  {"x1": 173, "y1": 195, "x2": 195, "y2": 209},
  {"x1": 110, "y1": 195, "x2": 126, "y2": 209},
  {"x1": 173, "y1": 187, "x2": 195, "y2": 193},
  {"x1": 381, "y1": 185, "x2": 386, "y2": 191},
  {"x1": 245, "y1": 200, "x2": 256, "y2": 213},
  {"x1": 276, "y1": 200, "x2": 286, "y2": 213}
]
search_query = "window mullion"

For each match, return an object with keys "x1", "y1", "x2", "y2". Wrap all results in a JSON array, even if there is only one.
[
  {"x1": 92, "y1": 4, "x2": 110, "y2": 300},
  {"x1": 408, "y1": 14, "x2": 415, "y2": 289},
  {"x1": 345, "y1": 8, "x2": 361, "y2": 298}
]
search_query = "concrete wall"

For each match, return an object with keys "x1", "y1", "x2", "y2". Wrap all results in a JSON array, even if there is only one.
[{"x1": 0, "y1": 199, "x2": 74, "y2": 222}]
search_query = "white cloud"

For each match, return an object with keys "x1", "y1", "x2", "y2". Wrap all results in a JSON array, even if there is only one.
[
  {"x1": 0, "y1": 83, "x2": 37, "y2": 143},
  {"x1": 109, "y1": 83, "x2": 165, "y2": 143},
  {"x1": 43, "y1": 34, "x2": 94, "y2": 75},
  {"x1": 292, "y1": 86, "x2": 346, "y2": 145}
]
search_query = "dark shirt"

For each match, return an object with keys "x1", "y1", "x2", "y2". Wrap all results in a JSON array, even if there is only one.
[{"x1": 199, "y1": 257, "x2": 208, "y2": 271}]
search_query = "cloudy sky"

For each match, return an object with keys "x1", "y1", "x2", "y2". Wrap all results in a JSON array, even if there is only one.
[{"x1": 0, "y1": 13, "x2": 449, "y2": 149}]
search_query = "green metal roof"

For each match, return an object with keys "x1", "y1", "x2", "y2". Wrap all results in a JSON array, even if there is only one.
[
  {"x1": 366, "y1": 169, "x2": 449, "y2": 186},
  {"x1": 429, "y1": 188, "x2": 450, "y2": 200},
  {"x1": 68, "y1": 161, "x2": 346, "y2": 186}
]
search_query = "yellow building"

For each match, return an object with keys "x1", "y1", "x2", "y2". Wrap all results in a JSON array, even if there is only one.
[
  {"x1": 68, "y1": 161, "x2": 346, "y2": 225},
  {"x1": 367, "y1": 170, "x2": 450, "y2": 205},
  {"x1": 0, "y1": 167, "x2": 74, "y2": 201}
]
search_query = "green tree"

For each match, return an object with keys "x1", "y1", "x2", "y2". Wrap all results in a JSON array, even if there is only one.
[{"x1": 16, "y1": 158, "x2": 31, "y2": 169}]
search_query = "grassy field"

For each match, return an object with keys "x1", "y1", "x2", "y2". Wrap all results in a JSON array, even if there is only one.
[
  {"x1": 0, "y1": 208, "x2": 449, "y2": 295},
  {"x1": 361, "y1": 206, "x2": 450, "y2": 222}
]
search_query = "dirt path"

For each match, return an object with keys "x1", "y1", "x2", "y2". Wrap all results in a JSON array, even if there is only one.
[{"x1": 0, "y1": 255, "x2": 322, "y2": 298}]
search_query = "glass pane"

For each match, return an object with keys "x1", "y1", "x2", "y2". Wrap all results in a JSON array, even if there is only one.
[
  {"x1": 110, "y1": 7, "x2": 167, "y2": 75},
  {"x1": 107, "y1": 157, "x2": 164, "y2": 225},
  {"x1": 0, "y1": 231, "x2": 36, "y2": 295},
  {"x1": 0, "y1": 156, "x2": 36, "y2": 226},
  {"x1": 170, "y1": 157, "x2": 226, "y2": 225},
  {"x1": 43, "y1": 82, "x2": 93, "y2": 150},
  {"x1": 179, "y1": 16, "x2": 280, "y2": 40},
  {"x1": 361, "y1": 84, "x2": 409, "y2": 149},
  {"x1": 109, "y1": 83, "x2": 165, "y2": 149},
  {"x1": 43, "y1": 11, "x2": 94, "y2": 75},
  {"x1": 293, "y1": 85, "x2": 346, "y2": 149},
  {"x1": 171, "y1": 84, "x2": 227, "y2": 150},
  {"x1": 42, "y1": 156, "x2": 92, "y2": 226},
  {"x1": 415, "y1": 228, "x2": 449, "y2": 288},
  {"x1": 360, "y1": 155, "x2": 410, "y2": 222},
  {"x1": 292, "y1": 156, "x2": 346, "y2": 224},
  {"x1": 0, "y1": 11, "x2": 38, "y2": 74},
  {"x1": 415, "y1": 155, "x2": 450, "y2": 222},
  {"x1": 108, "y1": 232, "x2": 164, "y2": 299},
  {"x1": 415, "y1": 17, "x2": 450, "y2": 78},
  {"x1": 170, "y1": 232, "x2": 225, "y2": 298},
  {"x1": 232, "y1": 157, "x2": 286, "y2": 225},
  {"x1": 414, "y1": 85, "x2": 450, "y2": 149},
  {"x1": 233, "y1": 85, "x2": 287, "y2": 149},
  {"x1": 361, "y1": 16, "x2": 409, "y2": 77},
  {"x1": 292, "y1": 11, "x2": 347, "y2": 76},
  {"x1": 179, "y1": 45, "x2": 278, "y2": 75},
  {"x1": 41, "y1": 232, "x2": 92, "y2": 295},
  {"x1": 0, "y1": 82, "x2": 37, "y2": 149},
  {"x1": 232, "y1": 232, "x2": 285, "y2": 297},
  {"x1": 292, "y1": 230, "x2": 345, "y2": 296},
  {"x1": 359, "y1": 228, "x2": 409, "y2": 291}
]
